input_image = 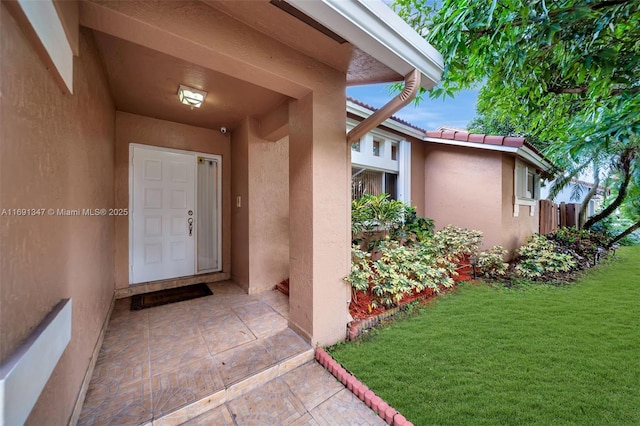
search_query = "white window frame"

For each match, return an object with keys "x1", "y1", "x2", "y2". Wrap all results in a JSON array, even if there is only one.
[
  {"x1": 351, "y1": 168, "x2": 399, "y2": 199},
  {"x1": 514, "y1": 159, "x2": 540, "y2": 217},
  {"x1": 397, "y1": 140, "x2": 411, "y2": 205},
  {"x1": 347, "y1": 122, "x2": 411, "y2": 204}
]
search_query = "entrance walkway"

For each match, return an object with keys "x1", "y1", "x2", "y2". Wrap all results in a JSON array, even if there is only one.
[{"x1": 78, "y1": 281, "x2": 385, "y2": 425}]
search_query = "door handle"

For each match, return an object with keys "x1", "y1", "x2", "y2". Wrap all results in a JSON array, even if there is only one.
[{"x1": 188, "y1": 217, "x2": 193, "y2": 236}]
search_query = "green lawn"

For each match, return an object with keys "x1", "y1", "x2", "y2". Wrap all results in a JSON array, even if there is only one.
[{"x1": 329, "y1": 246, "x2": 640, "y2": 425}]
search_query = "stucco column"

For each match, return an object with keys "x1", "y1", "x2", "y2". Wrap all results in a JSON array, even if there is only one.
[
  {"x1": 231, "y1": 117, "x2": 291, "y2": 294},
  {"x1": 288, "y1": 91, "x2": 351, "y2": 346}
]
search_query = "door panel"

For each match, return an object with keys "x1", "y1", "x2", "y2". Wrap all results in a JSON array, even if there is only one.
[{"x1": 131, "y1": 147, "x2": 195, "y2": 283}]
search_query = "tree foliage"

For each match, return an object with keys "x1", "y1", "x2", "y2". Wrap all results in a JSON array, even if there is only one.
[
  {"x1": 393, "y1": 0, "x2": 639, "y2": 138},
  {"x1": 393, "y1": 0, "x2": 640, "y2": 239},
  {"x1": 468, "y1": 112, "x2": 548, "y2": 150}
]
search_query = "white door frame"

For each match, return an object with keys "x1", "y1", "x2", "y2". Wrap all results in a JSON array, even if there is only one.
[{"x1": 129, "y1": 143, "x2": 223, "y2": 284}]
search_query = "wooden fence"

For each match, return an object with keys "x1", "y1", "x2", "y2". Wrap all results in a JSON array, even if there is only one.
[
  {"x1": 539, "y1": 199, "x2": 558, "y2": 234},
  {"x1": 539, "y1": 200, "x2": 582, "y2": 234},
  {"x1": 561, "y1": 202, "x2": 581, "y2": 228}
]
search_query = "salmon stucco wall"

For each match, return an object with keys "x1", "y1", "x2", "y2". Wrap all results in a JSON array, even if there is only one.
[
  {"x1": 230, "y1": 118, "x2": 251, "y2": 289},
  {"x1": 501, "y1": 155, "x2": 539, "y2": 254},
  {"x1": 248, "y1": 132, "x2": 290, "y2": 293},
  {"x1": 230, "y1": 118, "x2": 290, "y2": 292},
  {"x1": 423, "y1": 145, "x2": 504, "y2": 249},
  {"x1": 410, "y1": 138, "x2": 426, "y2": 216},
  {"x1": 1, "y1": 12, "x2": 115, "y2": 426},
  {"x1": 289, "y1": 90, "x2": 351, "y2": 346},
  {"x1": 114, "y1": 112, "x2": 231, "y2": 289}
]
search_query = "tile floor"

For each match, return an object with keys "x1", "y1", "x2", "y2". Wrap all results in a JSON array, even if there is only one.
[
  {"x1": 184, "y1": 363, "x2": 386, "y2": 426},
  {"x1": 78, "y1": 280, "x2": 385, "y2": 425}
]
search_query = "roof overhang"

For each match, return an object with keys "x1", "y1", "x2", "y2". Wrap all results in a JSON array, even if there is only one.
[
  {"x1": 424, "y1": 136, "x2": 556, "y2": 176},
  {"x1": 518, "y1": 145, "x2": 556, "y2": 177},
  {"x1": 285, "y1": 0, "x2": 444, "y2": 89}
]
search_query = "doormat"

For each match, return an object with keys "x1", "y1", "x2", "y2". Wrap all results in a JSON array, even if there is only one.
[{"x1": 130, "y1": 283, "x2": 212, "y2": 310}]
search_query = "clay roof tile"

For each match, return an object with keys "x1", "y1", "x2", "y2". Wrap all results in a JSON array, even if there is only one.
[
  {"x1": 483, "y1": 135, "x2": 506, "y2": 146},
  {"x1": 467, "y1": 133, "x2": 486, "y2": 143},
  {"x1": 425, "y1": 130, "x2": 443, "y2": 138},
  {"x1": 454, "y1": 132, "x2": 470, "y2": 141},
  {"x1": 503, "y1": 137, "x2": 526, "y2": 148}
]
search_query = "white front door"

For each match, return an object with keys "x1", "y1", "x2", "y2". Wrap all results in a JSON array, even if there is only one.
[{"x1": 131, "y1": 146, "x2": 195, "y2": 283}]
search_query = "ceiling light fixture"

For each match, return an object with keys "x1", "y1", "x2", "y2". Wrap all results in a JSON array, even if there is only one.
[{"x1": 177, "y1": 84, "x2": 207, "y2": 109}]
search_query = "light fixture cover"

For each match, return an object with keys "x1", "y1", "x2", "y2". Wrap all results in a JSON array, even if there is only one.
[{"x1": 178, "y1": 84, "x2": 207, "y2": 108}]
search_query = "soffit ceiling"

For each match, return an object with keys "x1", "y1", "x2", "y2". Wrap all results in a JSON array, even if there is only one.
[
  {"x1": 90, "y1": 0, "x2": 405, "y2": 131},
  {"x1": 92, "y1": 30, "x2": 289, "y2": 131},
  {"x1": 202, "y1": 0, "x2": 401, "y2": 85}
]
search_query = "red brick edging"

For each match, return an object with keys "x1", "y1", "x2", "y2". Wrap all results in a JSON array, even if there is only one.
[
  {"x1": 315, "y1": 347, "x2": 414, "y2": 426},
  {"x1": 347, "y1": 285, "x2": 455, "y2": 341}
]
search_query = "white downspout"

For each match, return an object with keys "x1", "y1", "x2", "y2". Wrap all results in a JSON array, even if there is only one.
[{"x1": 347, "y1": 69, "x2": 421, "y2": 143}]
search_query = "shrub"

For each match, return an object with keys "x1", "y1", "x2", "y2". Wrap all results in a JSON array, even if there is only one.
[
  {"x1": 547, "y1": 227, "x2": 610, "y2": 268},
  {"x1": 347, "y1": 216, "x2": 486, "y2": 309},
  {"x1": 345, "y1": 239, "x2": 454, "y2": 308},
  {"x1": 351, "y1": 194, "x2": 435, "y2": 250},
  {"x1": 515, "y1": 234, "x2": 577, "y2": 278},
  {"x1": 433, "y1": 225, "x2": 483, "y2": 262},
  {"x1": 477, "y1": 245, "x2": 509, "y2": 277},
  {"x1": 394, "y1": 206, "x2": 435, "y2": 244},
  {"x1": 346, "y1": 245, "x2": 374, "y2": 292},
  {"x1": 351, "y1": 193, "x2": 405, "y2": 237}
]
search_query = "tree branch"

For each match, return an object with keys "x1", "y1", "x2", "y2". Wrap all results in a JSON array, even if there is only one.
[
  {"x1": 547, "y1": 86, "x2": 639, "y2": 95},
  {"x1": 608, "y1": 87, "x2": 638, "y2": 95},
  {"x1": 548, "y1": 86, "x2": 589, "y2": 94},
  {"x1": 606, "y1": 220, "x2": 640, "y2": 248},
  {"x1": 591, "y1": 0, "x2": 631, "y2": 11},
  {"x1": 584, "y1": 148, "x2": 636, "y2": 229},
  {"x1": 578, "y1": 166, "x2": 600, "y2": 228}
]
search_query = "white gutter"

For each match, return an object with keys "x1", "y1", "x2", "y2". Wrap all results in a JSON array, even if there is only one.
[
  {"x1": 517, "y1": 146, "x2": 555, "y2": 174},
  {"x1": 285, "y1": 0, "x2": 444, "y2": 89},
  {"x1": 423, "y1": 137, "x2": 555, "y2": 175},
  {"x1": 423, "y1": 137, "x2": 519, "y2": 154},
  {"x1": 285, "y1": 1, "x2": 443, "y2": 144}
]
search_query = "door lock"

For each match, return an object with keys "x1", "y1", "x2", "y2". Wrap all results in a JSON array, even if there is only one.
[
  {"x1": 188, "y1": 217, "x2": 193, "y2": 236},
  {"x1": 188, "y1": 210, "x2": 193, "y2": 216}
]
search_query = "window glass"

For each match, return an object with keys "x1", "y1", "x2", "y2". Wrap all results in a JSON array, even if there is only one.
[
  {"x1": 351, "y1": 168, "x2": 398, "y2": 201},
  {"x1": 526, "y1": 171, "x2": 535, "y2": 198},
  {"x1": 351, "y1": 140, "x2": 360, "y2": 152},
  {"x1": 391, "y1": 144, "x2": 398, "y2": 161},
  {"x1": 351, "y1": 168, "x2": 383, "y2": 200},
  {"x1": 373, "y1": 140, "x2": 380, "y2": 157},
  {"x1": 385, "y1": 172, "x2": 398, "y2": 200}
]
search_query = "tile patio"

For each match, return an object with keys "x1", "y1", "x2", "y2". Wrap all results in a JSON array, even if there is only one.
[{"x1": 78, "y1": 280, "x2": 385, "y2": 425}]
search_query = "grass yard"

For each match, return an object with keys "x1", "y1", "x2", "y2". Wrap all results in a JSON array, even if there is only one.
[{"x1": 329, "y1": 246, "x2": 640, "y2": 425}]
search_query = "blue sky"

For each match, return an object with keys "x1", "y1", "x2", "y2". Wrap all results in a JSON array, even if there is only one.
[
  {"x1": 345, "y1": 1, "x2": 479, "y2": 131},
  {"x1": 346, "y1": 84, "x2": 479, "y2": 131}
]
